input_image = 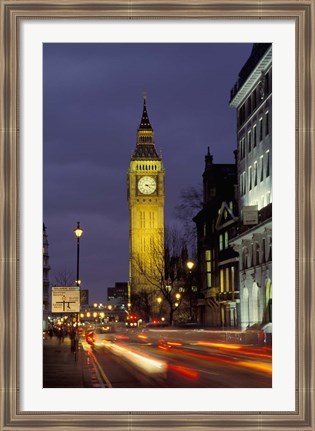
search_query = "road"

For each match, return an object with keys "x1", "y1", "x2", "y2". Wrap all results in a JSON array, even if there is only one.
[{"x1": 81, "y1": 327, "x2": 272, "y2": 388}]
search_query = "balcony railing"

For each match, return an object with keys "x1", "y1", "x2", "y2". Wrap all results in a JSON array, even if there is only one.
[{"x1": 216, "y1": 291, "x2": 240, "y2": 302}]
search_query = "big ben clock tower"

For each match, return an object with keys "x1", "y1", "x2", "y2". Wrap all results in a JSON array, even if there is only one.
[{"x1": 128, "y1": 96, "x2": 165, "y2": 298}]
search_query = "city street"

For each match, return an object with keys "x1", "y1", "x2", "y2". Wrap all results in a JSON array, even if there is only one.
[{"x1": 43, "y1": 327, "x2": 272, "y2": 388}]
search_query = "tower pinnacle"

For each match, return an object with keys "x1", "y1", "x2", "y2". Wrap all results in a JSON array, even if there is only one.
[{"x1": 138, "y1": 95, "x2": 153, "y2": 131}]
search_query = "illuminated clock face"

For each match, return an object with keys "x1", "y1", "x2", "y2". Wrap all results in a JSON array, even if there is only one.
[{"x1": 138, "y1": 176, "x2": 157, "y2": 195}]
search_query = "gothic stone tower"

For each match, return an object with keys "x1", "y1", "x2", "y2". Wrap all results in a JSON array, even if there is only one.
[{"x1": 128, "y1": 97, "x2": 165, "y2": 297}]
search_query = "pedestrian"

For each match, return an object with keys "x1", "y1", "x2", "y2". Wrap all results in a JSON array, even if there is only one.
[{"x1": 70, "y1": 329, "x2": 76, "y2": 352}]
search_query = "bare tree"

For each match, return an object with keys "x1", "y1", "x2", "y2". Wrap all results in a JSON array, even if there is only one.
[
  {"x1": 131, "y1": 289, "x2": 155, "y2": 323},
  {"x1": 174, "y1": 185, "x2": 203, "y2": 254},
  {"x1": 54, "y1": 266, "x2": 75, "y2": 287},
  {"x1": 131, "y1": 230, "x2": 192, "y2": 325}
]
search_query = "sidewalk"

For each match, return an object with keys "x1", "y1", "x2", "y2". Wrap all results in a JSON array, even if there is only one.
[{"x1": 43, "y1": 335, "x2": 91, "y2": 388}]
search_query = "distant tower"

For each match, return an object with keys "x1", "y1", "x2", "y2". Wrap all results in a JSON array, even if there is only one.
[{"x1": 127, "y1": 97, "x2": 165, "y2": 299}]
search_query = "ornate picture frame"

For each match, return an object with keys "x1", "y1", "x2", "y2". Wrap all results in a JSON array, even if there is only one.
[{"x1": 0, "y1": 1, "x2": 314, "y2": 430}]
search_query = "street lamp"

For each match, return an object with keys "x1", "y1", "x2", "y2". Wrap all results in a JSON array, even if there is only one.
[
  {"x1": 187, "y1": 260, "x2": 195, "y2": 271},
  {"x1": 73, "y1": 221, "x2": 83, "y2": 328},
  {"x1": 157, "y1": 297, "x2": 162, "y2": 318}
]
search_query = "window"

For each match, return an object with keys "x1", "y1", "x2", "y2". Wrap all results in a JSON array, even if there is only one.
[
  {"x1": 225, "y1": 268, "x2": 230, "y2": 291},
  {"x1": 242, "y1": 171, "x2": 246, "y2": 196},
  {"x1": 259, "y1": 118, "x2": 263, "y2": 141},
  {"x1": 224, "y1": 231, "x2": 229, "y2": 249},
  {"x1": 260, "y1": 155, "x2": 264, "y2": 182},
  {"x1": 254, "y1": 161, "x2": 258, "y2": 187},
  {"x1": 265, "y1": 72, "x2": 270, "y2": 94},
  {"x1": 220, "y1": 269, "x2": 224, "y2": 292},
  {"x1": 249, "y1": 166, "x2": 252, "y2": 190},
  {"x1": 265, "y1": 111, "x2": 270, "y2": 135},
  {"x1": 205, "y1": 250, "x2": 212, "y2": 288},
  {"x1": 239, "y1": 104, "x2": 246, "y2": 125},
  {"x1": 247, "y1": 96, "x2": 251, "y2": 115},
  {"x1": 240, "y1": 137, "x2": 245, "y2": 159},
  {"x1": 262, "y1": 238, "x2": 266, "y2": 263},
  {"x1": 252, "y1": 89, "x2": 257, "y2": 109},
  {"x1": 219, "y1": 235, "x2": 224, "y2": 251},
  {"x1": 231, "y1": 266, "x2": 235, "y2": 292},
  {"x1": 255, "y1": 243, "x2": 260, "y2": 266},
  {"x1": 266, "y1": 150, "x2": 270, "y2": 177},
  {"x1": 248, "y1": 130, "x2": 252, "y2": 152},
  {"x1": 253, "y1": 124, "x2": 257, "y2": 147}
]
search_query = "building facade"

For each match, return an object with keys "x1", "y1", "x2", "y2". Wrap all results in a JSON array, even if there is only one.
[
  {"x1": 193, "y1": 149, "x2": 239, "y2": 327},
  {"x1": 229, "y1": 43, "x2": 272, "y2": 329},
  {"x1": 107, "y1": 282, "x2": 128, "y2": 306},
  {"x1": 127, "y1": 97, "x2": 165, "y2": 300}
]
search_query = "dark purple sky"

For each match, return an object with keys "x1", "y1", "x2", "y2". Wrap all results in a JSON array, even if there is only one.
[{"x1": 43, "y1": 43, "x2": 252, "y2": 304}]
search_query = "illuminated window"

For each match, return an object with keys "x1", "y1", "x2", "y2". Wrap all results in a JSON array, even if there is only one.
[
  {"x1": 220, "y1": 269, "x2": 224, "y2": 292},
  {"x1": 225, "y1": 268, "x2": 230, "y2": 291},
  {"x1": 224, "y1": 231, "x2": 229, "y2": 249},
  {"x1": 219, "y1": 235, "x2": 224, "y2": 251},
  {"x1": 205, "y1": 250, "x2": 212, "y2": 288},
  {"x1": 231, "y1": 266, "x2": 235, "y2": 292}
]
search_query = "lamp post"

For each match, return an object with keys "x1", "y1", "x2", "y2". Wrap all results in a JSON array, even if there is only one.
[
  {"x1": 186, "y1": 260, "x2": 195, "y2": 322},
  {"x1": 73, "y1": 222, "x2": 83, "y2": 329}
]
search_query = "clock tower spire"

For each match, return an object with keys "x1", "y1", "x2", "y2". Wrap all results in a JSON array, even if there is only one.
[{"x1": 127, "y1": 97, "x2": 165, "y2": 314}]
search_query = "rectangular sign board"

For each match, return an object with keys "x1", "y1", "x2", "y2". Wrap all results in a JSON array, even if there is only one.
[
  {"x1": 243, "y1": 205, "x2": 259, "y2": 225},
  {"x1": 52, "y1": 287, "x2": 80, "y2": 313}
]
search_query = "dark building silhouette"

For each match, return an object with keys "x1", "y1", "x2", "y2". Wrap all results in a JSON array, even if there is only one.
[
  {"x1": 193, "y1": 148, "x2": 239, "y2": 327},
  {"x1": 43, "y1": 224, "x2": 51, "y2": 330}
]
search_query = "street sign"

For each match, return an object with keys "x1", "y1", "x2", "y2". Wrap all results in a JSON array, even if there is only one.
[
  {"x1": 243, "y1": 205, "x2": 259, "y2": 225},
  {"x1": 52, "y1": 287, "x2": 80, "y2": 313}
]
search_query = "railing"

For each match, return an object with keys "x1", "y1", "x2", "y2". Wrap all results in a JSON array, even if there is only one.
[{"x1": 216, "y1": 291, "x2": 240, "y2": 302}]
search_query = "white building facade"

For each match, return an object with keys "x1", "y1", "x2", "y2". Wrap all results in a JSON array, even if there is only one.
[{"x1": 229, "y1": 44, "x2": 272, "y2": 329}]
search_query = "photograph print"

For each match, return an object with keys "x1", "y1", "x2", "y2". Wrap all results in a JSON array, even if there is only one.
[{"x1": 43, "y1": 42, "x2": 272, "y2": 389}]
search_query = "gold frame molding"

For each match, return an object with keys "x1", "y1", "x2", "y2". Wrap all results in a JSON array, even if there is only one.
[{"x1": 0, "y1": 1, "x2": 314, "y2": 430}]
